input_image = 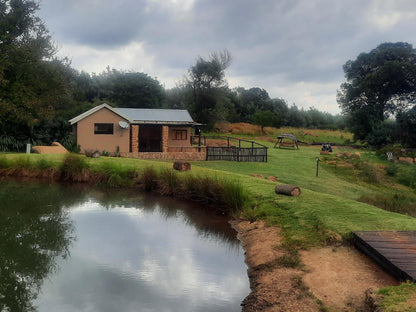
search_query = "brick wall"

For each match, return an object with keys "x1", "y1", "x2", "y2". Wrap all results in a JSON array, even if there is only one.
[
  {"x1": 162, "y1": 126, "x2": 169, "y2": 153},
  {"x1": 131, "y1": 125, "x2": 139, "y2": 152}
]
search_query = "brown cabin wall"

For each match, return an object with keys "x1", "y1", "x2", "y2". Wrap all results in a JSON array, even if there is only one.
[
  {"x1": 167, "y1": 126, "x2": 191, "y2": 147},
  {"x1": 76, "y1": 108, "x2": 130, "y2": 154}
]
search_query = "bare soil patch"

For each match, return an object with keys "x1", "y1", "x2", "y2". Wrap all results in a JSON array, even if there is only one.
[
  {"x1": 232, "y1": 220, "x2": 399, "y2": 312},
  {"x1": 301, "y1": 247, "x2": 398, "y2": 311},
  {"x1": 231, "y1": 220, "x2": 319, "y2": 311}
]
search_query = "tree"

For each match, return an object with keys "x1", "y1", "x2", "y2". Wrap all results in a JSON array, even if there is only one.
[
  {"x1": 270, "y1": 98, "x2": 288, "y2": 128},
  {"x1": 235, "y1": 87, "x2": 273, "y2": 122},
  {"x1": 189, "y1": 50, "x2": 231, "y2": 92},
  {"x1": 252, "y1": 110, "x2": 277, "y2": 133},
  {"x1": 395, "y1": 106, "x2": 416, "y2": 146},
  {"x1": 97, "y1": 69, "x2": 166, "y2": 108},
  {"x1": 0, "y1": 182, "x2": 75, "y2": 311},
  {"x1": 0, "y1": 0, "x2": 73, "y2": 150},
  {"x1": 185, "y1": 50, "x2": 233, "y2": 127},
  {"x1": 337, "y1": 42, "x2": 416, "y2": 141}
]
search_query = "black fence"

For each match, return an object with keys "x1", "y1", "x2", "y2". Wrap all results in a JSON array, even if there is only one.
[{"x1": 191, "y1": 135, "x2": 268, "y2": 162}]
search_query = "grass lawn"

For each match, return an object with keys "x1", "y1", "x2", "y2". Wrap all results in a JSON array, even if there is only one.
[
  {"x1": 2, "y1": 142, "x2": 416, "y2": 308},
  {"x1": 3, "y1": 144, "x2": 416, "y2": 241}
]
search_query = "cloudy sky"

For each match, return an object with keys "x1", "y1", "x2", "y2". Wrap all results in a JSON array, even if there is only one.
[{"x1": 38, "y1": 0, "x2": 416, "y2": 114}]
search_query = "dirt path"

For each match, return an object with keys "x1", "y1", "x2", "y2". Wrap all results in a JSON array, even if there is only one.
[{"x1": 231, "y1": 220, "x2": 398, "y2": 312}]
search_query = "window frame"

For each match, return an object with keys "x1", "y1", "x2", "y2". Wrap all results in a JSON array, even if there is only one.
[
  {"x1": 172, "y1": 129, "x2": 187, "y2": 140},
  {"x1": 94, "y1": 123, "x2": 114, "y2": 135}
]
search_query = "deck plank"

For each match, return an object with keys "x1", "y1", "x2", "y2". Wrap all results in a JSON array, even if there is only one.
[{"x1": 353, "y1": 231, "x2": 416, "y2": 281}]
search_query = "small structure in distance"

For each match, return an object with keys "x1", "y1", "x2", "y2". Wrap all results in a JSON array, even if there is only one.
[{"x1": 273, "y1": 134, "x2": 299, "y2": 150}]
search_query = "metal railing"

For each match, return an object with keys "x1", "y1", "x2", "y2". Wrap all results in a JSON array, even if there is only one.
[{"x1": 190, "y1": 135, "x2": 268, "y2": 162}]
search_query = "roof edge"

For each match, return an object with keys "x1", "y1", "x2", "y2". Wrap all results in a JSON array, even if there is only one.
[{"x1": 69, "y1": 103, "x2": 131, "y2": 125}]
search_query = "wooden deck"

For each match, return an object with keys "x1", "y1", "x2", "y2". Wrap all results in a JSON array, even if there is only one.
[{"x1": 353, "y1": 231, "x2": 416, "y2": 281}]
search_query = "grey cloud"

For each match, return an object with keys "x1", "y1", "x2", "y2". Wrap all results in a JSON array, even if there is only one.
[{"x1": 38, "y1": 0, "x2": 416, "y2": 111}]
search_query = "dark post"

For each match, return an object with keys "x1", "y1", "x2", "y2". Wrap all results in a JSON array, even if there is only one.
[{"x1": 316, "y1": 157, "x2": 320, "y2": 177}]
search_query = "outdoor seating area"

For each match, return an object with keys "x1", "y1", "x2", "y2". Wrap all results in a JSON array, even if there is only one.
[{"x1": 273, "y1": 133, "x2": 299, "y2": 150}]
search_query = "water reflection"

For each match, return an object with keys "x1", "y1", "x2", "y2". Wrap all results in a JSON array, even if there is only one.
[
  {"x1": 0, "y1": 180, "x2": 76, "y2": 312},
  {"x1": 0, "y1": 180, "x2": 249, "y2": 312}
]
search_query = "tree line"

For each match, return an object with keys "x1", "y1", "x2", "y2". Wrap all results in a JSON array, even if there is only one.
[{"x1": 1, "y1": 0, "x2": 415, "y2": 151}]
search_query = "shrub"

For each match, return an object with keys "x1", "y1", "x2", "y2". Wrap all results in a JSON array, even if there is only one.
[
  {"x1": 221, "y1": 179, "x2": 247, "y2": 213},
  {"x1": 385, "y1": 163, "x2": 398, "y2": 176},
  {"x1": 36, "y1": 158, "x2": 54, "y2": 171},
  {"x1": 0, "y1": 156, "x2": 9, "y2": 169},
  {"x1": 13, "y1": 156, "x2": 34, "y2": 170},
  {"x1": 158, "y1": 168, "x2": 179, "y2": 196},
  {"x1": 397, "y1": 165, "x2": 416, "y2": 188},
  {"x1": 141, "y1": 166, "x2": 158, "y2": 192},
  {"x1": 359, "y1": 193, "x2": 416, "y2": 216},
  {"x1": 96, "y1": 162, "x2": 135, "y2": 188},
  {"x1": 60, "y1": 154, "x2": 89, "y2": 182},
  {"x1": 180, "y1": 174, "x2": 247, "y2": 215},
  {"x1": 359, "y1": 162, "x2": 380, "y2": 184}
]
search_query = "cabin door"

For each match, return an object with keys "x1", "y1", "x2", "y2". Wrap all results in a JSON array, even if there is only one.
[{"x1": 139, "y1": 125, "x2": 162, "y2": 152}]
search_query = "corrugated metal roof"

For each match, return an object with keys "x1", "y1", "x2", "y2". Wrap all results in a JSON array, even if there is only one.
[
  {"x1": 69, "y1": 103, "x2": 195, "y2": 125},
  {"x1": 115, "y1": 108, "x2": 194, "y2": 124}
]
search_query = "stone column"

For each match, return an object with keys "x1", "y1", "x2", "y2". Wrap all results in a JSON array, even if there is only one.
[
  {"x1": 162, "y1": 126, "x2": 169, "y2": 153},
  {"x1": 131, "y1": 125, "x2": 139, "y2": 152}
]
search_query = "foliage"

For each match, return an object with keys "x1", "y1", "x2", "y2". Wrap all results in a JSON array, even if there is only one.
[
  {"x1": 397, "y1": 165, "x2": 416, "y2": 188},
  {"x1": 95, "y1": 161, "x2": 136, "y2": 188},
  {"x1": 395, "y1": 106, "x2": 416, "y2": 147},
  {"x1": 0, "y1": 0, "x2": 74, "y2": 151},
  {"x1": 157, "y1": 167, "x2": 180, "y2": 195},
  {"x1": 0, "y1": 180, "x2": 74, "y2": 312},
  {"x1": 338, "y1": 42, "x2": 416, "y2": 142},
  {"x1": 251, "y1": 110, "x2": 277, "y2": 133},
  {"x1": 96, "y1": 68, "x2": 166, "y2": 108},
  {"x1": 141, "y1": 166, "x2": 158, "y2": 192},
  {"x1": 365, "y1": 120, "x2": 393, "y2": 147},
  {"x1": 60, "y1": 154, "x2": 89, "y2": 182},
  {"x1": 184, "y1": 50, "x2": 233, "y2": 127},
  {"x1": 385, "y1": 163, "x2": 398, "y2": 176},
  {"x1": 359, "y1": 193, "x2": 416, "y2": 217}
]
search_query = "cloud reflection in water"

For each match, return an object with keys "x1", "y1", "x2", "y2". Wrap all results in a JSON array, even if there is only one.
[{"x1": 35, "y1": 197, "x2": 249, "y2": 312}]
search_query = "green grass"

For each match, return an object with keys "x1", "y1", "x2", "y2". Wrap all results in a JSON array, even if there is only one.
[
  {"x1": 2, "y1": 143, "x2": 416, "y2": 307},
  {"x1": 377, "y1": 282, "x2": 416, "y2": 312}
]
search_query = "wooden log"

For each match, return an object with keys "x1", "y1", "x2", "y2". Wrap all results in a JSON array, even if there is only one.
[
  {"x1": 275, "y1": 185, "x2": 301, "y2": 196},
  {"x1": 173, "y1": 161, "x2": 191, "y2": 171}
]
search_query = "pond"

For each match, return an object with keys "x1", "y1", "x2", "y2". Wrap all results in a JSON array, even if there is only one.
[{"x1": 0, "y1": 179, "x2": 250, "y2": 312}]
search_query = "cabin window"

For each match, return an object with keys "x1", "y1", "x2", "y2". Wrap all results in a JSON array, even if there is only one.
[
  {"x1": 94, "y1": 123, "x2": 113, "y2": 135},
  {"x1": 173, "y1": 129, "x2": 187, "y2": 140}
]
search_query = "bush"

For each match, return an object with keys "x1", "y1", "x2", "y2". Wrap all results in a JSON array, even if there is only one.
[
  {"x1": 221, "y1": 179, "x2": 247, "y2": 213},
  {"x1": 60, "y1": 154, "x2": 89, "y2": 182},
  {"x1": 141, "y1": 166, "x2": 158, "y2": 192},
  {"x1": 13, "y1": 156, "x2": 34, "y2": 170},
  {"x1": 359, "y1": 193, "x2": 416, "y2": 216},
  {"x1": 36, "y1": 158, "x2": 54, "y2": 171},
  {"x1": 0, "y1": 156, "x2": 9, "y2": 169},
  {"x1": 385, "y1": 163, "x2": 398, "y2": 176},
  {"x1": 360, "y1": 162, "x2": 380, "y2": 183},
  {"x1": 158, "y1": 168, "x2": 179, "y2": 196},
  {"x1": 96, "y1": 162, "x2": 135, "y2": 188},
  {"x1": 397, "y1": 165, "x2": 416, "y2": 188}
]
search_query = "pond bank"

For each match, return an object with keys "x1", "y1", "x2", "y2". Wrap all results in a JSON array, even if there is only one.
[{"x1": 231, "y1": 220, "x2": 397, "y2": 312}]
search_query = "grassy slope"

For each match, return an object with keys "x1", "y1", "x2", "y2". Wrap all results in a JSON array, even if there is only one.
[
  {"x1": 4, "y1": 145, "x2": 416, "y2": 237},
  {"x1": 194, "y1": 144, "x2": 416, "y2": 236},
  {"x1": 3, "y1": 144, "x2": 416, "y2": 309}
]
